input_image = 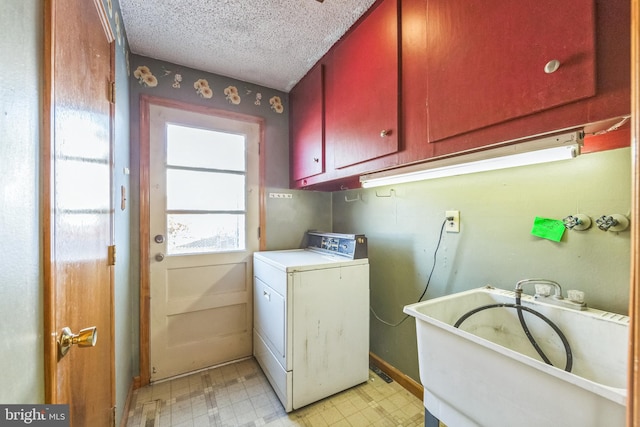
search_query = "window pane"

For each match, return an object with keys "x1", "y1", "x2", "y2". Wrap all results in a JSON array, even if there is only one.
[
  {"x1": 167, "y1": 124, "x2": 245, "y2": 171},
  {"x1": 167, "y1": 169, "x2": 245, "y2": 211},
  {"x1": 167, "y1": 214, "x2": 245, "y2": 254}
]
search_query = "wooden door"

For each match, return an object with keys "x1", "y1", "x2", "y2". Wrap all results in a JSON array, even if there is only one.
[
  {"x1": 146, "y1": 101, "x2": 260, "y2": 381},
  {"x1": 43, "y1": 1, "x2": 115, "y2": 426}
]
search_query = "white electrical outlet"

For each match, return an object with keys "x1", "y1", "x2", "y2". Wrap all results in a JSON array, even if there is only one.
[
  {"x1": 269, "y1": 192, "x2": 293, "y2": 199},
  {"x1": 445, "y1": 210, "x2": 460, "y2": 233}
]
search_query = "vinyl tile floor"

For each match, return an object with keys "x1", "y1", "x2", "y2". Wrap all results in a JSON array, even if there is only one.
[{"x1": 125, "y1": 357, "x2": 425, "y2": 427}]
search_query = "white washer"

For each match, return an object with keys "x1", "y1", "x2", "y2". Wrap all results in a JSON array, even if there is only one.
[{"x1": 253, "y1": 233, "x2": 369, "y2": 412}]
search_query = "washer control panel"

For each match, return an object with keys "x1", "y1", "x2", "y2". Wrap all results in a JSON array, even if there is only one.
[{"x1": 306, "y1": 231, "x2": 367, "y2": 259}]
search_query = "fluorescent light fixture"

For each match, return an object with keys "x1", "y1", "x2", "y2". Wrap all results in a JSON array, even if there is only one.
[{"x1": 360, "y1": 131, "x2": 583, "y2": 188}]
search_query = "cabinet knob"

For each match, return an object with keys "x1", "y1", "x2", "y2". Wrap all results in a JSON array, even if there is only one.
[
  {"x1": 544, "y1": 59, "x2": 561, "y2": 74},
  {"x1": 380, "y1": 129, "x2": 392, "y2": 137},
  {"x1": 313, "y1": 157, "x2": 319, "y2": 163}
]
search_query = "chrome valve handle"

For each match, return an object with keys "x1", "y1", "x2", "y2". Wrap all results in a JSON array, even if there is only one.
[
  {"x1": 596, "y1": 215, "x2": 617, "y2": 231},
  {"x1": 562, "y1": 214, "x2": 591, "y2": 231},
  {"x1": 596, "y1": 214, "x2": 629, "y2": 232}
]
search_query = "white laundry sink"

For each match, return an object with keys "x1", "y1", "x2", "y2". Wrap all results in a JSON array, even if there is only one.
[{"x1": 404, "y1": 286, "x2": 628, "y2": 427}]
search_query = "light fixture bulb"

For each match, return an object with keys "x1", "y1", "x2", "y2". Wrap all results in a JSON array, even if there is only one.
[{"x1": 360, "y1": 131, "x2": 582, "y2": 188}]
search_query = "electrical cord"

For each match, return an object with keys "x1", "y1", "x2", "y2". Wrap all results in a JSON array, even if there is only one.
[
  {"x1": 370, "y1": 218, "x2": 448, "y2": 327},
  {"x1": 416, "y1": 218, "x2": 447, "y2": 303}
]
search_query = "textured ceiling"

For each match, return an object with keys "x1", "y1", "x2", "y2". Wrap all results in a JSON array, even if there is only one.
[{"x1": 119, "y1": 0, "x2": 378, "y2": 92}]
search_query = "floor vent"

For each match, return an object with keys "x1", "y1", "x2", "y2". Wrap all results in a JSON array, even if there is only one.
[{"x1": 370, "y1": 364, "x2": 393, "y2": 383}]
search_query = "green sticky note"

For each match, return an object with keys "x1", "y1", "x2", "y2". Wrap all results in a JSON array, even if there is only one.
[{"x1": 531, "y1": 217, "x2": 565, "y2": 242}]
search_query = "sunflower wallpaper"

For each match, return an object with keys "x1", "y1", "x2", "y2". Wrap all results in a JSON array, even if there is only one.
[{"x1": 130, "y1": 56, "x2": 286, "y2": 115}]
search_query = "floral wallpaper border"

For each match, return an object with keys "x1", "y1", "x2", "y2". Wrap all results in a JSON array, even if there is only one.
[{"x1": 133, "y1": 64, "x2": 285, "y2": 114}]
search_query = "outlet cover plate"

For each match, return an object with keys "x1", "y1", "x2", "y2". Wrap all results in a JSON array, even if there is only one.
[{"x1": 446, "y1": 210, "x2": 460, "y2": 233}]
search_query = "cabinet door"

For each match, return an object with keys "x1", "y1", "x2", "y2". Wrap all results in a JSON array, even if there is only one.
[
  {"x1": 290, "y1": 64, "x2": 324, "y2": 181},
  {"x1": 426, "y1": 0, "x2": 596, "y2": 142},
  {"x1": 326, "y1": 0, "x2": 399, "y2": 169}
]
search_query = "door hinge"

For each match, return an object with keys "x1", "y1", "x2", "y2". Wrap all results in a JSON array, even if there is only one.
[
  {"x1": 258, "y1": 227, "x2": 261, "y2": 239},
  {"x1": 109, "y1": 81, "x2": 116, "y2": 104},
  {"x1": 108, "y1": 245, "x2": 116, "y2": 266}
]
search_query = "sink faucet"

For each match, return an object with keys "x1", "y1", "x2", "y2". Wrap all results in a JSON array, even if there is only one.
[
  {"x1": 515, "y1": 278, "x2": 563, "y2": 298},
  {"x1": 514, "y1": 278, "x2": 587, "y2": 310}
]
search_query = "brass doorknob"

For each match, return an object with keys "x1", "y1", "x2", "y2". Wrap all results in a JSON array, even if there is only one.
[{"x1": 58, "y1": 326, "x2": 97, "y2": 358}]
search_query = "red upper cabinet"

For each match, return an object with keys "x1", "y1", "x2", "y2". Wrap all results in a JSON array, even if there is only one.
[
  {"x1": 426, "y1": 0, "x2": 597, "y2": 142},
  {"x1": 290, "y1": 64, "x2": 325, "y2": 182},
  {"x1": 325, "y1": 0, "x2": 400, "y2": 169},
  {"x1": 288, "y1": 0, "x2": 629, "y2": 191}
]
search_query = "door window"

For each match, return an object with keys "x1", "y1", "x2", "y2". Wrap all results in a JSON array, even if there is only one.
[{"x1": 165, "y1": 124, "x2": 247, "y2": 255}]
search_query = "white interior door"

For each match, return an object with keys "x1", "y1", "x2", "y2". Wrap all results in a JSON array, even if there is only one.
[{"x1": 149, "y1": 104, "x2": 260, "y2": 381}]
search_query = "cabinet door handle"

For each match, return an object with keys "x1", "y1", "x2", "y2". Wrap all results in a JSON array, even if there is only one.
[
  {"x1": 380, "y1": 129, "x2": 392, "y2": 137},
  {"x1": 544, "y1": 59, "x2": 561, "y2": 74},
  {"x1": 263, "y1": 290, "x2": 270, "y2": 301}
]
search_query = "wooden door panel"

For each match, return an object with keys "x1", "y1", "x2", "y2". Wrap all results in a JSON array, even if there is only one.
[
  {"x1": 326, "y1": 0, "x2": 400, "y2": 169},
  {"x1": 426, "y1": 0, "x2": 596, "y2": 142},
  {"x1": 290, "y1": 64, "x2": 324, "y2": 182},
  {"x1": 44, "y1": 0, "x2": 114, "y2": 426}
]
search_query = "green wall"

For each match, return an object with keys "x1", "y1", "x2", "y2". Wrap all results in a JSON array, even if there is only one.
[
  {"x1": 333, "y1": 147, "x2": 631, "y2": 381},
  {"x1": 264, "y1": 188, "x2": 332, "y2": 250},
  {"x1": 0, "y1": 0, "x2": 43, "y2": 404},
  {"x1": 0, "y1": 2, "x2": 134, "y2": 423},
  {"x1": 105, "y1": 0, "x2": 134, "y2": 422}
]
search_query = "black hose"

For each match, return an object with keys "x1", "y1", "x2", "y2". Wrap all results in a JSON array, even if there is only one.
[
  {"x1": 453, "y1": 302, "x2": 573, "y2": 372},
  {"x1": 515, "y1": 294, "x2": 553, "y2": 366},
  {"x1": 516, "y1": 304, "x2": 553, "y2": 365}
]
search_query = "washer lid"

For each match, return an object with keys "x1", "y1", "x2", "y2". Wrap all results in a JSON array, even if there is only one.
[{"x1": 254, "y1": 249, "x2": 368, "y2": 272}]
